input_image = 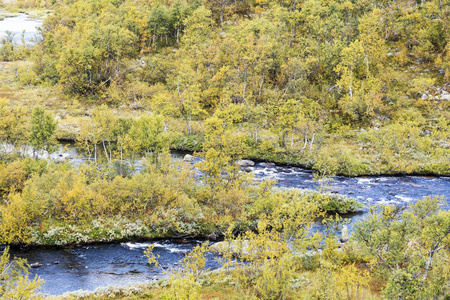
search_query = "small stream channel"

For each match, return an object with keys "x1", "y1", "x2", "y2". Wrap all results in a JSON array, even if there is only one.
[{"x1": 0, "y1": 13, "x2": 43, "y2": 44}]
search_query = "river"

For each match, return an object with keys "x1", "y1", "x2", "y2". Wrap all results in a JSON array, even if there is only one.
[{"x1": 6, "y1": 144, "x2": 450, "y2": 296}]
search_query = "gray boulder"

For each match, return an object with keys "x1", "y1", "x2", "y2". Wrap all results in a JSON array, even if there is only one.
[
  {"x1": 183, "y1": 154, "x2": 194, "y2": 162},
  {"x1": 339, "y1": 225, "x2": 349, "y2": 243},
  {"x1": 236, "y1": 159, "x2": 255, "y2": 167}
]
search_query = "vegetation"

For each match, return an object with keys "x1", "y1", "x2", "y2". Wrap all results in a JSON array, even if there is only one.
[
  {"x1": 0, "y1": 153, "x2": 361, "y2": 246},
  {"x1": 0, "y1": 246, "x2": 44, "y2": 298}
]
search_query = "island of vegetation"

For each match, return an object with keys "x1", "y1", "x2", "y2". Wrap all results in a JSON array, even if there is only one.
[{"x1": 0, "y1": 0, "x2": 449, "y2": 298}]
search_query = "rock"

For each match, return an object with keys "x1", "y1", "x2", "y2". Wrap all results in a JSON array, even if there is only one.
[
  {"x1": 210, "y1": 240, "x2": 280, "y2": 258},
  {"x1": 53, "y1": 261, "x2": 60, "y2": 264},
  {"x1": 54, "y1": 115, "x2": 61, "y2": 121},
  {"x1": 236, "y1": 159, "x2": 255, "y2": 167},
  {"x1": 30, "y1": 262, "x2": 43, "y2": 268},
  {"x1": 421, "y1": 93, "x2": 428, "y2": 100},
  {"x1": 339, "y1": 225, "x2": 349, "y2": 243},
  {"x1": 206, "y1": 232, "x2": 218, "y2": 241},
  {"x1": 440, "y1": 94, "x2": 450, "y2": 100},
  {"x1": 183, "y1": 154, "x2": 194, "y2": 162}
]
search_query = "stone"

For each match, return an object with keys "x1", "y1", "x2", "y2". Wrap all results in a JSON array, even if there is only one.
[
  {"x1": 236, "y1": 159, "x2": 255, "y2": 167},
  {"x1": 421, "y1": 93, "x2": 428, "y2": 100},
  {"x1": 210, "y1": 240, "x2": 280, "y2": 258},
  {"x1": 30, "y1": 262, "x2": 43, "y2": 268},
  {"x1": 206, "y1": 232, "x2": 218, "y2": 241},
  {"x1": 183, "y1": 154, "x2": 194, "y2": 162},
  {"x1": 339, "y1": 225, "x2": 349, "y2": 243},
  {"x1": 440, "y1": 94, "x2": 450, "y2": 101}
]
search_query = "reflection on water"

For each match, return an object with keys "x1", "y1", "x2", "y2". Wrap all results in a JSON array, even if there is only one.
[{"x1": 0, "y1": 13, "x2": 43, "y2": 44}]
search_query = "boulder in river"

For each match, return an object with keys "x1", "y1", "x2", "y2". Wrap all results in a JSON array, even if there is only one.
[
  {"x1": 183, "y1": 154, "x2": 194, "y2": 162},
  {"x1": 236, "y1": 159, "x2": 255, "y2": 167},
  {"x1": 30, "y1": 262, "x2": 43, "y2": 268},
  {"x1": 206, "y1": 232, "x2": 218, "y2": 241},
  {"x1": 339, "y1": 225, "x2": 349, "y2": 243}
]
